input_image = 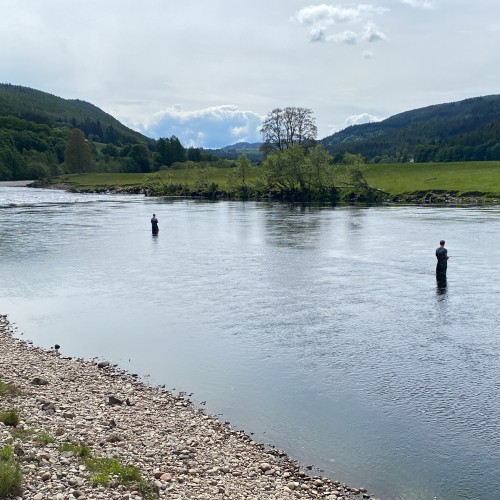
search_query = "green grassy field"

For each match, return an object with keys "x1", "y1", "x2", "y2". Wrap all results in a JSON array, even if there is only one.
[
  {"x1": 57, "y1": 172, "x2": 146, "y2": 189},
  {"x1": 54, "y1": 161, "x2": 500, "y2": 200},
  {"x1": 363, "y1": 161, "x2": 500, "y2": 197},
  {"x1": 57, "y1": 166, "x2": 261, "y2": 192}
]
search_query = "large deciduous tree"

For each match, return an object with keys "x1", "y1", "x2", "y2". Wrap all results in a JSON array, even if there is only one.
[
  {"x1": 260, "y1": 107, "x2": 317, "y2": 153},
  {"x1": 64, "y1": 128, "x2": 93, "y2": 174}
]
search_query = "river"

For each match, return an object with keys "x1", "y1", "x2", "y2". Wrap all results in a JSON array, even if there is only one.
[{"x1": 1, "y1": 186, "x2": 499, "y2": 500}]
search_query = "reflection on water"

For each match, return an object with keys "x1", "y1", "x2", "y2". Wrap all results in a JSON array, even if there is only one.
[
  {"x1": 436, "y1": 277, "x2": 447, "y2": 297},
  {"x1": 1, "y1": 188, "x2": 500, "y2": 500}
]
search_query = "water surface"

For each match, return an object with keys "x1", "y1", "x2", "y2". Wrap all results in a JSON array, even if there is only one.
[{"x1": 1, "y1": 187, "x2": 499, "y2": 500}]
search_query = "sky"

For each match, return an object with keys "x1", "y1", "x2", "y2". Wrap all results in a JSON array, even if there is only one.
[{"x1": 1, "y1": 0, "x2": 499, "y2": 149}]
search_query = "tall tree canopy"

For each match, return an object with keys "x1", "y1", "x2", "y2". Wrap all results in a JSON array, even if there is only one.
[
  {"x1": 64, "y1": 128, "x2": 93, "y2": 174},
  {"x1": 155, "y1": 136, "x2": 186, "y2": 167},
  {"x1": 260, "y1": 107, "x2": 317, "y2": 153}
]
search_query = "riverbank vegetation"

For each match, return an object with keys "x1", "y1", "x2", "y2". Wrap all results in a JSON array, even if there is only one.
[
  {"x1": 0, "y1": 444, "x2": 23, "y2": 498},
  {"x1": 38, "y1": 156, "x2": 500, "y2": 204},
  {"x1": 0, "y1": 380, "x2": 23, "y2": 498}
]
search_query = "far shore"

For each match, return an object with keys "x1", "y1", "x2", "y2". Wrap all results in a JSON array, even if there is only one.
[
  {"x1": 0, "y1": 180, "x2": 34, "y2": 187},
  {"x1": 0, "y1": 315, "x2": 375, "y2": 499},
  {"x1": 4, "y1": 172, "x2": 500, "y2": 206}
]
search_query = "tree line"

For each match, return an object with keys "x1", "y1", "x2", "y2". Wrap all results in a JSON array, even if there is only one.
[{"x1": 0, "y1": 117, "x2": 218, "y2": 180}]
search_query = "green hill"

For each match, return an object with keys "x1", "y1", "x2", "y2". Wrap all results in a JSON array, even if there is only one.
[
  {"x1": 0, "y1": 84, "x2": 209, "y2": 181},
  {"x1": 0, "y1": 83, "x2": 152, "y2": 145},
  {"x1": 321, "y1": 95, "x2": 500, "y2": 163}
]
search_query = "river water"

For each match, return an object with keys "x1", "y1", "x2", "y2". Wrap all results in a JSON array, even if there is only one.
[{"x1": 1, "y1": 187, "x2": 499, "y2": 500}]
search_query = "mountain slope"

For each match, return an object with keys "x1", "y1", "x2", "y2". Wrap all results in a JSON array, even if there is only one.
[
  {"x1": 0, "y1": 83, "x2": 152, "y2": 145},
  {"x1": 321, "y1": 95, "x2": 500, "y2": 162}
]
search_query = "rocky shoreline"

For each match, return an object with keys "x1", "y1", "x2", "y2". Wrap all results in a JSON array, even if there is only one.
[{"x1": 0, "y1": 315, "x2": 377, "y2": 500}]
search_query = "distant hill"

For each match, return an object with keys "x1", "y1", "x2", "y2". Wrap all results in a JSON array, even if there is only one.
[
  {"x1": 321, "y1": 95, "x2": 500, "y2": 163},
  {"x1": 204, "y1": 142, "x2": 263, "y2": 162},
  {"x1": 0, "y1": 83, "x2": 152, "y2": 145}
]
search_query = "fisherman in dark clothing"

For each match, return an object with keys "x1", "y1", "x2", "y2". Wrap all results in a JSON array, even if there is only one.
[
  {"x1": 151, "y1": 213, "x2": 159, "y2": 234},
  {"x1": 436, "y1": 239, "x2": 449, "y2": 278}
]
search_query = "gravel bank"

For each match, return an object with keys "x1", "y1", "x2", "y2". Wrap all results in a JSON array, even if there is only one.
[{"x1": 0, "y1": 315, "x2": 377, "y2": 500}]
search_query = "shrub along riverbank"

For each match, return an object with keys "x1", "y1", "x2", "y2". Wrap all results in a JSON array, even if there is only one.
[{"x1": 31, "y1": 158, "x2": 500, "y2": 205}]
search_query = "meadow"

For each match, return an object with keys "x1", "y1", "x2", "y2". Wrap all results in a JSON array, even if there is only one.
[
  {"x1": 363, "y1": 161, "x2": 500, "y2": 197},
  {"x1": 53, "y1": 161, "x2": 500, "y2": 201}
]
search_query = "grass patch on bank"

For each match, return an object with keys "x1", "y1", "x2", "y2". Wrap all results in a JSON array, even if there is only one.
[
  {"x1": 0, "y1": 409, "x2": 20, "y2": 427},
  {"x1": 362, "y1": 161, "x2": 500, "y2": 197},
  {"x1": 0, "y1": 445, "x2": 23, "y2": 498},
  {"x1": 0, "y1": 445, "x2": 13, "y2": 462},
  {"x1": 56, "y1": 172, "x2": 146, "y2": 191},
  {"x1": 9, "y1": 428, "x2": 35, "y2": 442},
  {"x1": 35, "y1": 432, "x2": 56, "y2": 445},
  {"x1": 84, "y1": 457, "x2": 156, "y2": 498},
  {"x1": 0, "y1": 380, "x2": 20, "y2": 398},
  {"x1": 55, "y1": 442, "x2": 157, "y2": 498},
  {"x1": 58, "y1": 442, "x2": 91, "y2": 458},
  {"x1": 84, "y1": 457, "x2": 141, "y2": 486}
]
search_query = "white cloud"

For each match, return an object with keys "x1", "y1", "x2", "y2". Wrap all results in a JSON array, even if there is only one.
[
  {"x1": 295, "y1": 3, "x2": 389, "y2": 48},
  {"x1": 135, "y1": 105, "x2": 264, "y2": 149},
  {"x1": 327, "y1": 113, "x2": 382, "y2": 136},
  {"x1": 361, "y1": 23, "x2": 389, "y2": 42},
  {"x1": 332, "y1": 30, "x2": 359, "y2": 44},
  {"x1": 310, "y1": 26, "x2": 328, "y2": 42},
  {"x1": 344, "y1": 113, "x2": 382, "y2": 127},
  {"x1": 296, "y1": 4, "x2": 388, "y2": 26},
  {"x1": 400, "y1": 0, "x2": 436, "y2": 8}
]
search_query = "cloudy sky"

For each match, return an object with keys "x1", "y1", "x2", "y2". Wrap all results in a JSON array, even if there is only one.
[{"x1": 1, "y1": 0, "x2": 499, "y2": 148}]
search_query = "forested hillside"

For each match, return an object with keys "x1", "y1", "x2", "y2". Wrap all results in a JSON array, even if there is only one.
[
  {"x1": 0, "y1": 83, "x2": 151, "y2": 145},
  {"x1": 321, "y1": 95, "x2": 500, "y2": 163},
  {"x1": 0, "y1": 84, "x2": 214, "y2": 181}
]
